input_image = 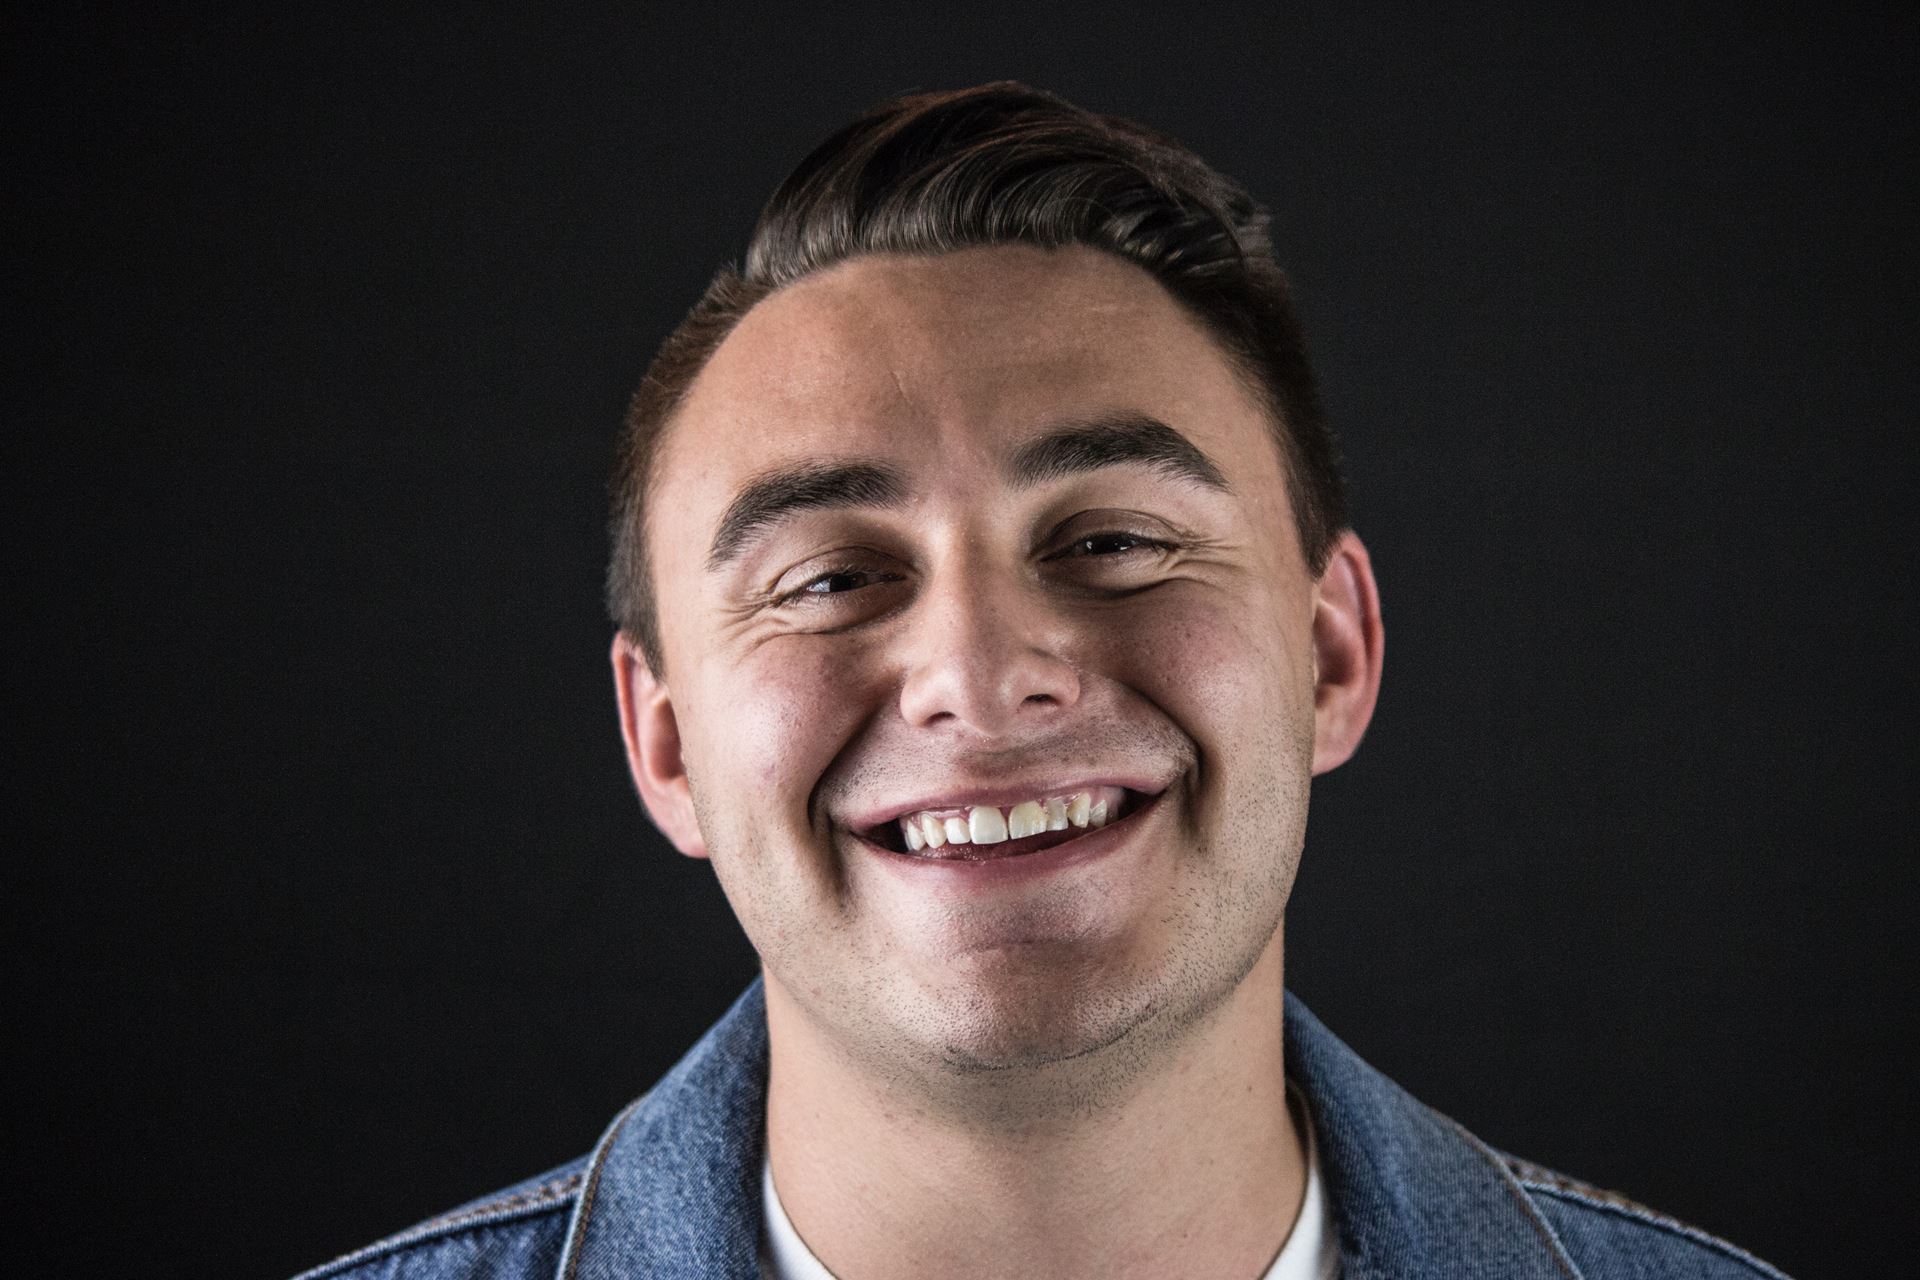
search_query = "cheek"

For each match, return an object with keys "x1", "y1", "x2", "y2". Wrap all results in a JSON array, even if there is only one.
[
  {"x1": 685, "y1": 639, "x2": 881, "y2": 809},
  {"x1": 1098, "y1": 583, "x2": 1314, "y2": 741},
  {"x1": 687, "y1": 639, "x2": 892, "y2": 959}
]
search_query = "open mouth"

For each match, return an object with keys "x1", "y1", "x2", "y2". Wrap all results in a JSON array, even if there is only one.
[{"x1": 855, "y1": 785, "x2": 1154, "y2": 862}]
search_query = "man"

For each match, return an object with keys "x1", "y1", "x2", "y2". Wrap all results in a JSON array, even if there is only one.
[{"x1": 299, "y1": 83, "x2": 1787, "y2": 1280}]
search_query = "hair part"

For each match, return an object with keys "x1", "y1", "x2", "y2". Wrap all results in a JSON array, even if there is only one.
[{"x1": 607, "y1": 81, "x2": 1346, "y2": 674}]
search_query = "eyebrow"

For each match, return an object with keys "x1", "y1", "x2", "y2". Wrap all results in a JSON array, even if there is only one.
[
  {"x1": 1007, "y1": 413, "x2": 1229, "y2": 493},
  {"x1": 706, "y1": 461, "x2": 909, "y2": 569}
]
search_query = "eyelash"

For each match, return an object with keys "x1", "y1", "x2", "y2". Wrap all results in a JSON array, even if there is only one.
[
  {"x1": 781, "y1": 567, "x2": 898, "y2": 603},
  {"x1": 1052, "y1": 531, "x2": 1174, "y2": 560},
  {"x1": 776, "y1": 531, "x2": 1174, "y2": 605}
]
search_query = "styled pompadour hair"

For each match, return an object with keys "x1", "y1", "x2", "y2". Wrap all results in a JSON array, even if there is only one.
[{"x1": 607, "y1": 81, "x2": 1345, "y2": 672}]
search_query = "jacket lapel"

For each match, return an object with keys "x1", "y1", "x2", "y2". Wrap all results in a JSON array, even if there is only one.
[{"x1": 556, "y1": 982, "x2": 769, "y2": 1280}]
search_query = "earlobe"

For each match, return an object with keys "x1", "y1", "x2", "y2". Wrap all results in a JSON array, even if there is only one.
[
  {"x1": 610, "y1": 633, "x2": 710, "y2": 859},
  {"x1": 1309, "y1": 531, "x2": 1385, "y2": 776}
]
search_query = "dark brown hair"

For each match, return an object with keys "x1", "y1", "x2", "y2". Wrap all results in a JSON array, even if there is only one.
[{"x1": 607, "y1": 81, "x2": 1345, "y2": 672}]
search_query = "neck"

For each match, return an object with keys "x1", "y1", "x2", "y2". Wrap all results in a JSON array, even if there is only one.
[{"x1": 763, "y1": 935, "x2": 1303, "y2": 1280}]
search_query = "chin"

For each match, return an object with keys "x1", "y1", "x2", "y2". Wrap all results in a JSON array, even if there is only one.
[
  {"x1": 908, "y1": 907, "x2": 1280, "y2": 1088},
  {"x1": 908, "y1": 951, "x2": 1175, "y2": 1076}
]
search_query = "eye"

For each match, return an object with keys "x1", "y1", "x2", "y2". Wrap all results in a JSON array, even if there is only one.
[
  {"x1": 772, "y1": 559, "x2": 907, "y2": 609},
  {"x1": 795, "y1": 568, "x2": 881, "y2": 597},
  {"x1": 1044, "y1": 525, "x2": 1175, "y2": 594},
  {"x1": 1060, "y1": 531, "x2": 1170, "y2": 558}
]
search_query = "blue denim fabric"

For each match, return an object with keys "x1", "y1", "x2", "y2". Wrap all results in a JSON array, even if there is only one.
[{"x1": 295, "y1": 981, "x2": 1789, "y2": 1279}]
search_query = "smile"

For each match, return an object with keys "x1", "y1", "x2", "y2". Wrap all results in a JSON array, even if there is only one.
[{"x1": 856, "y1": 785, "x2": 1153, "y2": 862}]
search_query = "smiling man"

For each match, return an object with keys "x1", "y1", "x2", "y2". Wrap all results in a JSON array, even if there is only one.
[{"x1": 298, "y1": 84, "x2": 1787, "y2": 1280}]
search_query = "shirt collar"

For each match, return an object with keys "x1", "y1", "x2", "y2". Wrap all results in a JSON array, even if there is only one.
[{"x1": 556, "y1": 980, "x2": 1582, "y2": 1279}]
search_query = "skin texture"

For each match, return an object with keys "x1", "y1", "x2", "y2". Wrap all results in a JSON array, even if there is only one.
[{"x1": 614, "y1": 245, "x2": 1384, "y2": 1279}]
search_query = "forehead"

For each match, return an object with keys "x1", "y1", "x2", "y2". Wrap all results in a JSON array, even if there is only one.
[{"x1": 653, "y1": 244, "x2": 1279, "y2": 515}]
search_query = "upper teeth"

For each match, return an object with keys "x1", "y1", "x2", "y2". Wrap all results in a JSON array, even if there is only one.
[{"x1": 899, "y1": 788, "x2": 1118, "y2": 852}]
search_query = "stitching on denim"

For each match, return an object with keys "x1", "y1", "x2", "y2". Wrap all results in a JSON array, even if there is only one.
[
  {"x1": 1509, "y1": 1161, "x2": 1792, "y2": 1279},
  {"x1": 557, "y1": 1096, "x2": 647, "y2": 1280},
  {"x1": 289, "y1": 1174, "x2": 582, "y2": 1279},
  {"x1": 1504, "y1": 1158, "x2": 1661, "y2": 1218},
  {"x1": 413, "y1": 1171, "x2": 585, "y2": 1234},
  {"x1": 1430, "y1": 1113, "x2": 1584, "y2": 1279}
]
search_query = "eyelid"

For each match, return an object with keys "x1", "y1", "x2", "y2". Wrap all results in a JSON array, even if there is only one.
[
  {"x1": 1042, "y1": 512, "x2": 1186, "y2": 558},
  {"x1": 1053, "y1": 532, "x2": 1169, "y2": 557},
  {"x1": 767, "y1": 547, "x2": 908, "y2": 606},
  {"x1": 1043, "y1": 507, "x2": 1186, "y2": 541},
  {"x1": 776, "y1": 567, "x2": 864, "y2": 605}
]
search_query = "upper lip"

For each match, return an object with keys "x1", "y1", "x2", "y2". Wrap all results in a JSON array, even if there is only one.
[{"x1": 836, "y1": 774, "x2": 1170, "y2": 835}]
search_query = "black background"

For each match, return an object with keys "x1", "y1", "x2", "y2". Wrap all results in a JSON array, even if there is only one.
[{"x1": 9, "y1": 4, "x2": 1913, "y2": 1276}]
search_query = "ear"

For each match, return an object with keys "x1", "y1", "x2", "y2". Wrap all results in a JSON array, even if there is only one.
[
  {"x1": 611, "y1": 632, "x2": 710, "y2": 859},
  {"x1": 1310, "y1": 530, "x2": 1385, "y2": 776}
]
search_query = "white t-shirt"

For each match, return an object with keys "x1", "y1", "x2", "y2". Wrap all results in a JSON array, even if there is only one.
[{"x1": 758, "y1": 1088, "x2": 1340, "y2": 1279}]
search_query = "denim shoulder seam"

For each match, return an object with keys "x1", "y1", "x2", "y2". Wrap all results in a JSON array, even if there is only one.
[
  {"x1": 1422, "y1": 1112, "x2": 1583, "y2": 1278},
  {"x1": 290, "y1": 1171, "x2": 583, "y2": 1279},
  {"x1": 1506, "y1": 1159, "x2": 1790, "y2": 1279}
]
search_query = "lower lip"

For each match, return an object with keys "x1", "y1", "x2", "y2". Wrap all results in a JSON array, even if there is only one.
[{"x1": 857, "y1": 791, "x2": 1165, "y2": 888}]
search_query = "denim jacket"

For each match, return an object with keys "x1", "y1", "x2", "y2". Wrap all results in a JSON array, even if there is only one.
[{"x1": 295, "y1": 982, "x2": 1789, "y2": 1279}]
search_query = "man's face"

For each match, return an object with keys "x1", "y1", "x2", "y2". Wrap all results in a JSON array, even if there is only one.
[{"x1": 628, "y1": 245, "x2": 1359, "y2": 1079}]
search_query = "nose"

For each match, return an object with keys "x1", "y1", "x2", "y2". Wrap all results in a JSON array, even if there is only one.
[{"x1": 896, "y1": 560, "x2": 1082, "y2": 736}]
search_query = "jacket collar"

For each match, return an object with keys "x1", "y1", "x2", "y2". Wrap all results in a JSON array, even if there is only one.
[
  {"x1": 1282, "y1": 997, "x2": 1582, "y2": 1279},
  {"x1": 558, "y1": 980, "x2": 1582, "y2": 1279},
  {"x1": 556, "y1": 983, "x2": 768, "y2": 1279}
]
